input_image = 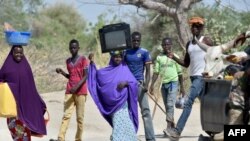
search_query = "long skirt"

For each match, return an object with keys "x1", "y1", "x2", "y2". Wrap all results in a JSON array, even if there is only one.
[
  {"x1": 111, "y1": 103, "x2": 137, "y2": 141},
  {"x1": 7, "y1": 117, "x2": 31, "y2": 141}
]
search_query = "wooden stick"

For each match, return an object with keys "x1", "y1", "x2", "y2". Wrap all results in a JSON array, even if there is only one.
[{"x1": 147, "y1": 92, "x2": 166, "y2": 115}]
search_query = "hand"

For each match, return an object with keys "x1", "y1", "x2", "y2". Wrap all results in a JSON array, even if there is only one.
[
  {"x1": 88, "y1": 53, "x2": 94, "y2": 63},
  {"x1": 166, "y1": 51, "x2": 174, "y2": 59},
  {"x1": 70, "y1": 86, "x2": 78, "y2": 94},
  {"x1": 225, "y1": 55, "x2": 241, "y2": 63},
  {"x1": 117, "y1": 81, "x2": 128, "y2": 91},
  {"x1": 56, "y1": 68, "x2": 63, "y2": 74}
]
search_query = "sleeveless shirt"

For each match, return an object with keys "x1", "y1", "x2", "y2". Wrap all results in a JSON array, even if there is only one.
[{"x1": 188, "y1": 36, "x2": 206, "y2": 76}]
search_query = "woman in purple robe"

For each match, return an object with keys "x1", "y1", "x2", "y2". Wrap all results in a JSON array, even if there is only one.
[
  {"x1": 0, "y1": 45, "x2": 47, "y2": 141},
  {"x1": 88, "y1": 51, "x2": 139, "y2": 141}
]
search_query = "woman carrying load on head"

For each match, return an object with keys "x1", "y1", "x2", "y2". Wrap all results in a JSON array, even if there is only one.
[
  {"x1": 87, "y1": 51, "x2": 139, "y2": 141},
  {"x1": 0, "y1": 45, "x2": 47, "y2": 141}
]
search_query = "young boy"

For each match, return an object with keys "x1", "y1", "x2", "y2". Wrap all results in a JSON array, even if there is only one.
[
  {"x1": 149, "y1": 37, "x2": 185, "y2": 133},
  {"x1": 52, "y1": 39, "x2": 88, "y2": 141},
  {"x1": 125, "y1": 31, "x2": 156, "y2": 141}
]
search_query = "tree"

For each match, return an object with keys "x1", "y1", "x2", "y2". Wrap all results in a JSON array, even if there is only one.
[
  {"x1": 0, "y1": 0, "x2": 27, "y2": 30},
  {"x1": 190, "y1": 3, "x2": 250, "y2": 49},
  {"x1": 0, "y1": 0, "x2": 43, "y2": 30},
  {"x1": 23, "y1": 0, "x2": 44, "y2": 14},
  {"x1": 118, "y1": 0, "x2": 202, "y2": 47}
]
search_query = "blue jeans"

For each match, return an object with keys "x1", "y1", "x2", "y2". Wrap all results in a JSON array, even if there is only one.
[
  {"x1": 138, "y1": 82, "x2": 155, "y2": 141},
  {"x1": 176, "y1": 76, "x2": 204, "y2": 133},
  {"x1": 161, "y1": 81, "x2": 178, "y2": 122}
]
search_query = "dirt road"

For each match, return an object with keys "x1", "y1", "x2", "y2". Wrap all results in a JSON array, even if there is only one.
[{"x1": 0, "y1": 91, "x2": 211, "y2": 141}]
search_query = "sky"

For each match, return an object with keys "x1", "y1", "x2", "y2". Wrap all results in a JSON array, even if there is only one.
[
  {"x1": 44, "y1": 0, "x2": 139, "y2": 24},
  {"x1": 44, "y1": 0, "x2": 250, "y2": 24}
]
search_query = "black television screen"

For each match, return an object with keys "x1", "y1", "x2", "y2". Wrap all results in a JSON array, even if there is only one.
[{"x1": 99, "y1": 22, "x2": 131, "y2": 53}]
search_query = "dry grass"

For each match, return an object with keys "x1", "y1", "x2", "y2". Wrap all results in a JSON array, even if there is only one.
[
  {"x1": 0, "y1": 40, "x2": 112, "y2": 94},
  {"x1": 0, "y1": 40, "x2": 191, "y2": 95},
  {"x1": 25, "y1": 46, "x2": 68, "y2": 93},
  {"x1": 0, "y1": 42, "x2": 68, "y2": 94}
]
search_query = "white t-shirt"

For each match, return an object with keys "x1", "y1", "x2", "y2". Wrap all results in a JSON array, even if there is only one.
[{"x1": 188, "y1": 36, "x2": 206, "y2": 76}]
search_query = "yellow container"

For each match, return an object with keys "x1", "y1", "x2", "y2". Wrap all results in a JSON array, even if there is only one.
[{"x1": 0, "y1": 83, "x2": 17, "y2": 117}]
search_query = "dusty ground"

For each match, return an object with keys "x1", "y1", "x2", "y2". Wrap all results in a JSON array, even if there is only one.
[{"x1": 0, "y1": 91, "x2": 212, "y2": 141}]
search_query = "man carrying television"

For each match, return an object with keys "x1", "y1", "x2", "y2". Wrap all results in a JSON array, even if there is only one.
[{"x1": 125, "y1": 31, "x2": 155, "y2": 141}]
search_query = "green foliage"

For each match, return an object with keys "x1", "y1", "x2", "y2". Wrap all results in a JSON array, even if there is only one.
[
  {"x1": 0, "y1": 0, "x2": 28, "y2": 30},
  {"x1": 2, "y1": 1, "x2": 250, "y2": 94},
  {"x1": 138, "y1": 3, "x2": 250, "y2": 55},
  {"x1": 134, "y1": 3, "x2": 250, "y2": 95},
  {"x1": 31, "y1": 3, "x2": 89, "y2": 50},
  {"x1": 190, "y1": 3, "x2": 249, "y2": 49},
  {"x1": 23, "y1": 0, "x2": 44, "y2": 13},
  {"x1": 0, "y1": 2, "x2": 94, "y2": 93},
  {"x1": 143, "y1": 12, "x2": 180, "y2": 51},
  {"x1": 42, "y1": 4, "x2": 86, "y2": 34}
]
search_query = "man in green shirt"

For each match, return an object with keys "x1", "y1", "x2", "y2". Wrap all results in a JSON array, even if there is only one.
[{"x1": 149, "y1": 37, "x2": 185, "y2": 134}]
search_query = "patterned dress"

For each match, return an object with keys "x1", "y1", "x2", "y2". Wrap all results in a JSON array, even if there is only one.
[
  {"x1": 7, "y1": 118, "x2": 31, "y2": 141},
  {"x1": 111, "y1": 103, "x2": 137, "y2": 141}
]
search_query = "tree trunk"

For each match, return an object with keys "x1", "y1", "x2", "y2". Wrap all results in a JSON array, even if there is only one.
[
  {"x1": 118, "y1": 0, "x2": 201, "y2": 50},
  {"x1": 173, "y1": 12, "x2": 191, "y2": 50}
]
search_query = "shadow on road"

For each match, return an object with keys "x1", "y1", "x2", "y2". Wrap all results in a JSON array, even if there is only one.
[{"x1": 138, "y1": 134, "x2": 212, "y2": 141}]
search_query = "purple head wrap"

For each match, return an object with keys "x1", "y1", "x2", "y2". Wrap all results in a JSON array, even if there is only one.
[
  {"x1": 0, "y1": 46, "x2": 47, "y2": 135},
  {"x1": 88, "y1": 57, "x2": 139, "y2": 132}
]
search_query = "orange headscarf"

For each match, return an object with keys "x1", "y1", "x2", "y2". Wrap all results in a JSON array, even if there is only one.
[{"x1": 188, "y1": 17, "x2": 205, "y2": 25}]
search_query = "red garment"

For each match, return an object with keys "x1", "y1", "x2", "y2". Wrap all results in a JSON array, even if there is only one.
[
  {"x1": 66, "y1": 56, "x2": 89, "y2": 95},
  {"x1": 7, "y1": 118, "x2": 31, "y2": 141}
]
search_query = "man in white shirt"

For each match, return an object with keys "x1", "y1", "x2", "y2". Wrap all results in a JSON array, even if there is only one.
[{"x1": 165, "y1": 16, "x2": 213, "y2": 139}]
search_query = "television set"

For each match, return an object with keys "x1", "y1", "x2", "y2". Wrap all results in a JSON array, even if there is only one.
[{"x1": 99, "y1": 22, "x2": 132, "y2": 53}]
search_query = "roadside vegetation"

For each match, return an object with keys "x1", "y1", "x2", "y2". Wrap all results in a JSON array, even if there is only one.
[{"x1": 1, "y1": 0, "x2": 250, "y2": 94}]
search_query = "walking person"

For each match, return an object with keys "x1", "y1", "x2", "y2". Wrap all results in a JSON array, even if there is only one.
[
  {"x1": 51, "y1": 39, "x2": 89, "y2": 141},
  {"x1": 165, "y1": 17, "x2": 213, "y2": 139},
  {"x1": 88, "y1": 51, "x2": 138, "y2": 141},
  {"x1": 149, "y1": 37, "x2": 185, "y2": 134},
  {"x1": 0, "y1": 45, "x2": 47, "y2": 141},
  {"x1": 125, "y1": 31, "x2": 155, "y2": 141}
]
